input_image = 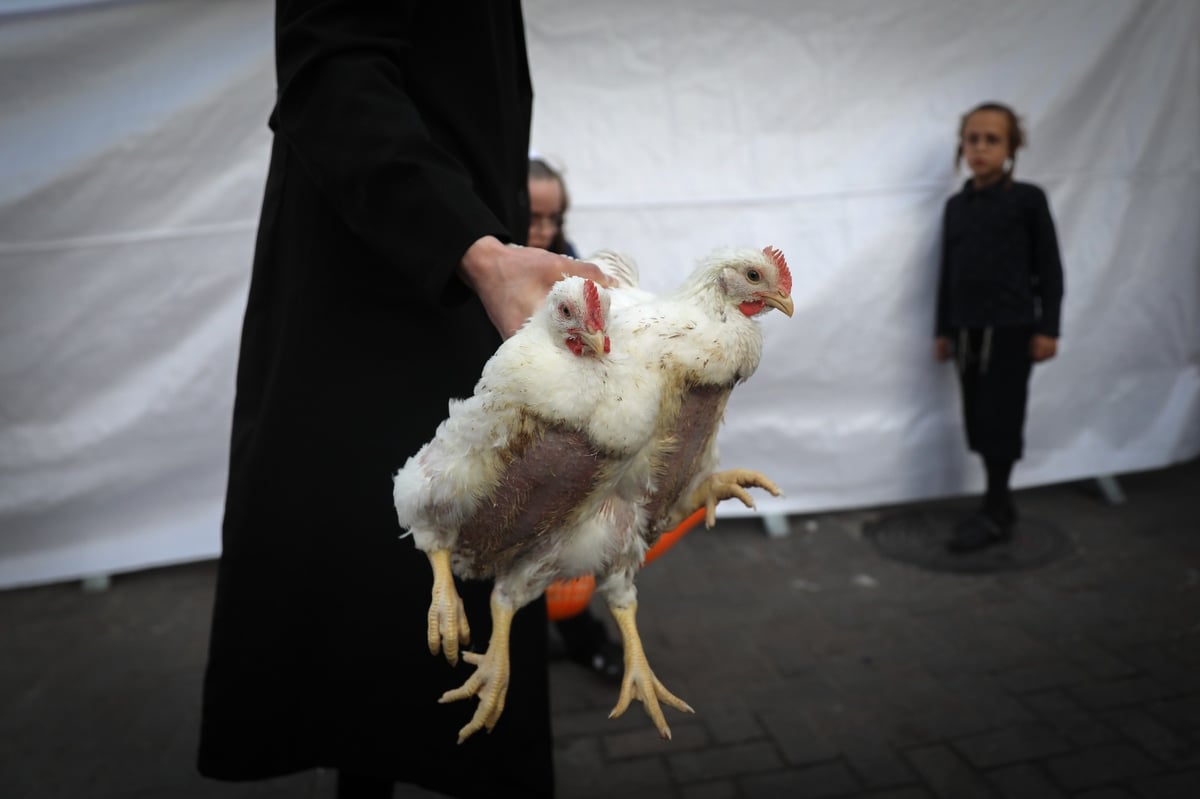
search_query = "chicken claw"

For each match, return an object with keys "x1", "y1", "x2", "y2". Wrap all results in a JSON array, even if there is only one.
[
  {"x1": 691, "y1": 468, "x2": 782, "y2": 528},
  {"x1": 439, "y1": 593, "x2": 514, "y2": 744},
  {"x1": 426, "y1": 549, "x2": 470, "y2": 666},
  {"x1": 608, "y1": 602, "x2": 694, "y2": 739}
]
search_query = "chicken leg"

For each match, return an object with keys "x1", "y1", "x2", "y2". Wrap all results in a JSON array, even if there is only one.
[
  {"x1": 425, "y1": 549, "x2": 470, "y2": 666},
  {"x1": 683, "y1": 468, "x2": 782, "y2": 529},
  {"x1": 608, "y1": 601, "x2": 694, "y2": 739},
  {"x1": 439, "y1": 591, "x2": 514, "y2": 744}
]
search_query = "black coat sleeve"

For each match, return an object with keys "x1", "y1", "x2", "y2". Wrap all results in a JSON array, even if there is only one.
[
  {"x1": 1028, "y1": 186, "x2": 1065, "y2": 337},
  {"x1": 934, "y1": 201, "x2": 952, "y2": 337},
  {"x1": 270, "y1": 1, "x2": 519, "y2": 306}
]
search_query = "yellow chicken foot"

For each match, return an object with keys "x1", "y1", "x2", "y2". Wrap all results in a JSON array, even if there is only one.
[
  {"x1": 425, "y1": 549, "x2": 470, "y2": 666},
  {"x1": 608, "y1": 602, "x2": 694, "y2": 740},
  {"x1": 687, "y1": 468, "x2": 782, "y2": 528},
  {"x1": 439, "y1": 592, "x2": 514, "y2": 744}
]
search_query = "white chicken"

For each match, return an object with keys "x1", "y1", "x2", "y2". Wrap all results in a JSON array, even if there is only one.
[
  {"x1": 637, "y1": 245, "x2": 794, "y2": 533},
  {"x1": 393, "y1": 273, "x2": 662, "y2": 743},
  {"x1": 584, "y1": 245, "x2": 794, "y2": 740},
  {"x1": 393, "y1": 246, "x2": 793, "y2": 744}
]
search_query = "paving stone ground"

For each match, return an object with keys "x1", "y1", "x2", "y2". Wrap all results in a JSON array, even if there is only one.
[{"x1": 2, "y1": 457, "x2": 1197, "y2": 798}]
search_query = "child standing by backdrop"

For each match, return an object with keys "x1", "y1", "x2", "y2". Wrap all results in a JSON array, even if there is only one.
[{"x1": 934, "y1": 102, "x2": 1064, "y2": 554}]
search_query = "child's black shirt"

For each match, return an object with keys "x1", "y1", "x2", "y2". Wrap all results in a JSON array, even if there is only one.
[{"x1": 935, "y1": 178, "x2": 1064, "y2": 338}]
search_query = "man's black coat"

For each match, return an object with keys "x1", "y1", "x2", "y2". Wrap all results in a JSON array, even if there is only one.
[{"x1": 198, "y1": 4, "x2": 553, "y2": 795}]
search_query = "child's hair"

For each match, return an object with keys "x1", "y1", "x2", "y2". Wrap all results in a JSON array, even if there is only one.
[
  {"x1": 528, "y1": 156, "x2": 571, "y2": 255},
  {"x1": 955, "y1": 101, "x2": 1026, "y2": 182}
]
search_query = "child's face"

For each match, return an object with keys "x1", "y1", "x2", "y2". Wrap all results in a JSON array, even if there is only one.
[
  {"x1": 527, "y1": 177, "x2": 565, "y2": 251},
  {"x1": 961, "y1": 110, "x2": 1011, "y2": 186}
]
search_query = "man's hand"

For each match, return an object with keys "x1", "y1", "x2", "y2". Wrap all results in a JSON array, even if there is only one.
[{"x1": 459, "y1": 237, "x2": 615, "y2": 338}]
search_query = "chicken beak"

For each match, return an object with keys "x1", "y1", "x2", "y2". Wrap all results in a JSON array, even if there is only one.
[
  {"x1": 762, "y1": 291, "x2": 794, "y2": 317},
  {"x1": 578, "y1": 328, "x2": 609, "y2": 356}
]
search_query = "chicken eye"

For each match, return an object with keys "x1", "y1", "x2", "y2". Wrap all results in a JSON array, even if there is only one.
[
  {"x1": 746, "y1": 268, "x2": 761, "y2": 283},
  {"x1": 558, "y1": 303, "x2": 573, "y2": 319}
]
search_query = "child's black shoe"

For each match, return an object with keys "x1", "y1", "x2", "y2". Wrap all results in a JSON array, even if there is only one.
[{"x1": 946, "y1": 509, "x2": 1012, "y2": 553}]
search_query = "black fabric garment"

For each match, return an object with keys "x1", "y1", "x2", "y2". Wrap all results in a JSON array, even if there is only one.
[
  {"x1": 955, "y1": 326, "x2": 1034, "y2": 462},
  {"x1": 198, "y1": 4, "x2": 554, "y2": 797},
  {"x1": 935, "y1": 178, "x2": 1064, "y2": 338},
  {"x1": 337, "y1": 771, "x2": 396, "y2": 799},
  {"x1": 555, "y1": 608, "x2": 609, "y2": 661}
]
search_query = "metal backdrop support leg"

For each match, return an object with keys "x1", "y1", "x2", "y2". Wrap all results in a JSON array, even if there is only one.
[
  {"x1": 1094, "y1": 474, "x2": 1126, "y2": 505},
  {"x1": 761, "y1": 513, "x2": 790, "y2": 538},
  {"x1": 81, "y1": 573, "x2": 112, "y2": 592}
]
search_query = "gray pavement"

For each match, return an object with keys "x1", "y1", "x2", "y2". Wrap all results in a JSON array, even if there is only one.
[{"x1": 2, "y1": 457, "x2": 1198, "y2": 798}]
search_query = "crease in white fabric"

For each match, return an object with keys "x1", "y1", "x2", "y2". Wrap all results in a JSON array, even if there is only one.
[{"x1": 0, "y1": 220, "x2": 260, "y2": 254}]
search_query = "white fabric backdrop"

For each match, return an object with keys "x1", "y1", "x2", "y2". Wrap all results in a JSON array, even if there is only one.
[{"x1": 1, "y1": 0, "x2": 1197, "y2": 589}]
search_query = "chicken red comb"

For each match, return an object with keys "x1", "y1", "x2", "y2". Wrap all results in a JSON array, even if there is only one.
[
  {"x1": 583, "y1": 279, "x2": 605, "y2": 332},
  {"x1": 762, "y1": 246, "x2": 792, "y2": 294}
]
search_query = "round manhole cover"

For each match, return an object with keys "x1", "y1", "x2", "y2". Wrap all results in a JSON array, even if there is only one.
[{"x1": 863, "y1": 507, "x2": 1074, "y2": 574}]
